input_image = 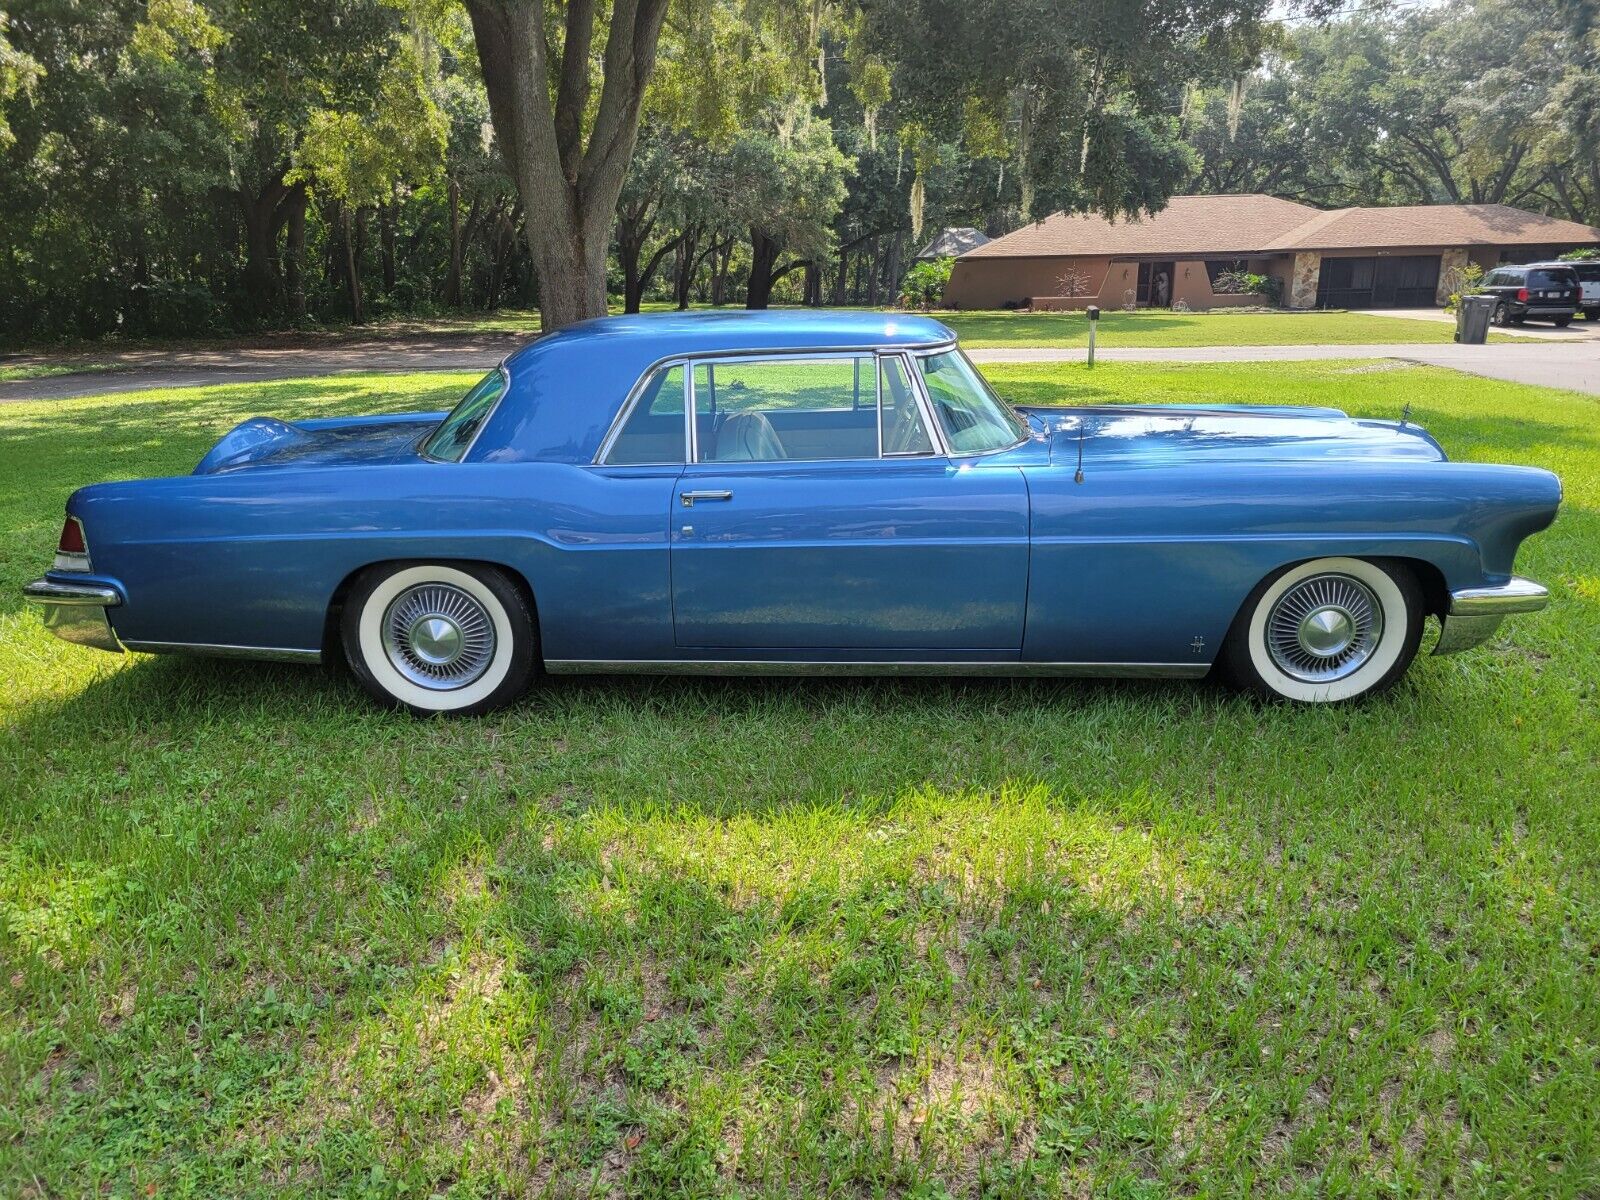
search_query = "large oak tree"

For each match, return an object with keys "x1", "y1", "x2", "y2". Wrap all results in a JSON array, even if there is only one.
[{"x1": 464, "y1": 0, "x2": 672, "y2": 330}]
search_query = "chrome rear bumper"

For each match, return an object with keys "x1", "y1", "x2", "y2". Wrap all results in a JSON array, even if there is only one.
[
  {"x1": 1434, "y1": 576, "x2": 1549, "y2": 655},
  {"x1": 22, "y1": 577, "x2": 125, "y2": 653}
]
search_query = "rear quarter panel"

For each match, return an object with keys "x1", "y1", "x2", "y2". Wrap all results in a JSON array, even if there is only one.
[
  {"x1": 1021, "y1": 459, "x2": 1561, "y2": 664},
  {"x1": 70, "y1": 462, "x2": 681, "y2": 659}
]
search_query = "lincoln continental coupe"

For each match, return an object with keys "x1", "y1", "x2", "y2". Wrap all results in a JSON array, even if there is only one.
[{"x1": 25, "y1": 312, "x2": 1559, "y2": 714}]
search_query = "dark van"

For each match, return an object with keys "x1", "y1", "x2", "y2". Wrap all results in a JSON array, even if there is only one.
[{"x1": 1480, "y1": 264, "x2": 1581, "y2": 327}]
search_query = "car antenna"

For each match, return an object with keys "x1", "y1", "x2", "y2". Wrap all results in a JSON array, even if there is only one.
[
  {"x1": 1399, "y1": 402, "x2": 1412, "y2": 427},
  {"x1": 1074, "y1": 416, "x2": 1087, "y2": 484}
]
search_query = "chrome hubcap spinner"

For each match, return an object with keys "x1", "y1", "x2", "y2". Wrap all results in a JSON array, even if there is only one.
[
  {"x1": 381, "y1": 583, "x2": 496, "y2": 690},
  {"x1": 1266, "y1": 573, "x2": 1383, "y2": 683}
]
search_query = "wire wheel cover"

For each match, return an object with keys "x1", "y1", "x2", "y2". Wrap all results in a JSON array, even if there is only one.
[
  {"x1": 380, "y1": 583, "x2": 497, "y2": 690},
  {"x1": 1264, "y1": 573, "x2": 1385, "y2": 683}
]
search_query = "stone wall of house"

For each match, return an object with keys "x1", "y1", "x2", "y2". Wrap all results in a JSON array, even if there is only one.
[
  {"x1": 1436, "y1": 247, "x2": 1470, "y2": 305},
  {"x1": 1288, "y1": 252, "x2": 1321, "y2": 308}
]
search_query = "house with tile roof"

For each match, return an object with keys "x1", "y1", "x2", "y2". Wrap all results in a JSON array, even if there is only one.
[{"x1": 942, "y1": 195, "x2": 1600, "y2": 311}]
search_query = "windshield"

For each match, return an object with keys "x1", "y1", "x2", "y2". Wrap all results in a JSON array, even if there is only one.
[
  {"x1": 917, "y1": 350, "x2": 1026, "y2": 454},
  {"x1": 423, "y1": 368, "x2": 507, "y2": 461}
]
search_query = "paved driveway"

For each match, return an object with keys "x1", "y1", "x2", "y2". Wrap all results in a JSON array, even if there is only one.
[
  {"x1": 6, "y1": 326, "x2": 1600, "y2": 401},
  {"x1": 976, "y1": 340, "x2": 1600, "y2": 395}
]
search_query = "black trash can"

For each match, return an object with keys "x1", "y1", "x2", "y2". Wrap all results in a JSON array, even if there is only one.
[{"x1": 1455, "y1": 294, "x2": 1496, "y2": 344}]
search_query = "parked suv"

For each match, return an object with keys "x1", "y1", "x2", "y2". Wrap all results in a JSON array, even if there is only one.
[
  {"x1": 1526, "y1": 259, "x2": 1600, "y2": 321},
  {"x1": 1479, "y1": 264, "x2": 1581, "y2": 327}
]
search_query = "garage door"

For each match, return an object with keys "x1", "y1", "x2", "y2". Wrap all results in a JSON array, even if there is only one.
[{"x1": 1316, "y1": 255, "x2": 1440, "y2": 308}]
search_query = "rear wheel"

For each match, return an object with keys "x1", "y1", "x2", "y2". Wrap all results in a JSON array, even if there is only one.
[
  {"x1": 1491, "y1": 301, "x2": 1510, "y2": 327},
  {"x1": 1218, "y1": 557, "x2": 1423, "y2": 703},
  {"x1": 341, "y1": 562, "x2": 536, "y2": 715}
]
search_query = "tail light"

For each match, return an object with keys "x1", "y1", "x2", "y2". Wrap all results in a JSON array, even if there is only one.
[
  {"x1": 54, "y1": 515, "x2": 90, "y2": 572},
  {"x1": 1516, "y1": 287, "x2": 1529, "y2": 302}
]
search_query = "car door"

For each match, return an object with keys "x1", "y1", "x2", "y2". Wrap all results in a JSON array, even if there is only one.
[{"x1": 669, "y1": 352, "x2": 1029, "y2": 652}]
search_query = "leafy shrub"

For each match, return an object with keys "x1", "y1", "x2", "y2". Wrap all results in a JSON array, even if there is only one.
[
  {"x1": 898, "y1": 257, "x2": 953, "y2": 310},
  {"x1": 1559, "y1": 248, "x2": 1599, "y2": 261},
  {"x1": 1213, "y1": 269, "x2": 1282, "y2": 304}
]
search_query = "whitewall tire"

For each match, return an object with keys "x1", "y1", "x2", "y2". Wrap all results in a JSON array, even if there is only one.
[
  {"x1": 341, "y1": 562, "x2": 536, "y2": 715},
  {"x1": 1219, "y1": 557, "x2": 1423, "y2": 703}
]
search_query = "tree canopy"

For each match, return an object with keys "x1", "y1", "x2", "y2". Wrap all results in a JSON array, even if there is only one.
[{"x1": 0, "y1": 0, "x2": 1593, "y2": 340}]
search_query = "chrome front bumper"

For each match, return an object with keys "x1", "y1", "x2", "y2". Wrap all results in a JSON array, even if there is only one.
[
  {"x1": 22, "y1": 577, "x2": 125, "y2": 653},
  {"x1": 1434, "y1": 576, "x2": 1550, "y2": 655}
]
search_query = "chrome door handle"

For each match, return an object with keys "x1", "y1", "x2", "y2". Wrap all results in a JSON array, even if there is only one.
[{"x1": 680, "y1": 489, "x2": 733, "y2": 507}]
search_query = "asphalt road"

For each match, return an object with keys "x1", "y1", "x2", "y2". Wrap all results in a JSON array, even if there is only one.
[{"x1": 5, "y1": 327, "x2": 1600, "y2": 401}]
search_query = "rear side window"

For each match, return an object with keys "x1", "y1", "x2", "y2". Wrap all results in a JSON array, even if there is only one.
[
  {"x1": 424, "y1": 368, "x2": 507, "y2": 461},
  {"x1": 693, "y1": 357, "x2": 878, "y2": 462},
  {"x1": 1528, "y1": 268, "x2": 1577, "y2": 288},
  {"x1": 1571, "y1": 264, "x2": 1600, "y2": 283},
  {"x1": 605, "y1": 364, "x2": 687, "y2": 464}
]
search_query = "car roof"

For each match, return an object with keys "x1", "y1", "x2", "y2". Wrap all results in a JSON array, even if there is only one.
[
  {"x1": 472, "y1": 310, "x2": 959, "y2": 466},
  {"x1": 1507, "y1": 262, "x2": 1579, "y2": 270},
  {"x1": 511, "y1": 310, "x2": 957, "y2": 363}
]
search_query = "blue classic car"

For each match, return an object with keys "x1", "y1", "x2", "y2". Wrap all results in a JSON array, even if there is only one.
[{"x1": 25, "y1": 311, "x2": 1559, "y2": 713}]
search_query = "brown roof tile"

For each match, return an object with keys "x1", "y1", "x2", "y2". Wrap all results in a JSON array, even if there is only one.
[
  {"x1": 961, "y1": 196, "x2": 1600, "y2": 260},
  {"x1": 959, "y1": 194, "x2": 1322, "y2": 259},
  {"x1": 1261, "y1": 203, "x2": 1600, "y2": 250}
]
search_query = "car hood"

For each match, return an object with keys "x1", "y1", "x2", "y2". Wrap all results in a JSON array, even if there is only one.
[
  {"x1": 1016, "y1": 403, "x2": 1448, "y2": 466},
  {"x1": 193, "y1": 412, "x2": 449, "y2": 475}
]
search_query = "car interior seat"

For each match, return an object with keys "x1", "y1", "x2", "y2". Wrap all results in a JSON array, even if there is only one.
[{"x1": 712, "y1": 410, "x2": 787, "y2": 461}]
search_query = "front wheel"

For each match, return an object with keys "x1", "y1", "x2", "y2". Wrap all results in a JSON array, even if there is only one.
[
  {"x1": 341, "y1": 562, "x2": 537, "y2": 715},
  {"x1": 1218, "y1": 557, "x2": 1424, "y2": 703}
]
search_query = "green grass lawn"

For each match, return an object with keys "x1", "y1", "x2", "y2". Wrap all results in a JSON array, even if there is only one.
[
  {"x1": 938, "y1": 309, "x2": 1507, "y2": 349},
  {"x1": 2, "y1": 362, "x2": 1597, "y2": 1197},
  {"x1": 390, "y1": 304, "x2": 1496, "y2": 349},
  {"x1": 4, "y1": 304, "x2": 1501, "y2": 370}
]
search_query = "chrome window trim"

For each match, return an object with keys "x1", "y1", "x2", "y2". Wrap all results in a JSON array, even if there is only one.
[
  {"x1": 421, "y1": 363, "x2": 511, "y2": 464},
  {"x1": 591, "y1": 340, "x2": 957, "y2": 468},
  {"x1": 594, "y1": 357, "x2": 692, "y2": 466}
]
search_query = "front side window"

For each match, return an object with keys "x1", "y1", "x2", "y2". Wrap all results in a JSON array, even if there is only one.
[
  {"x1": 605, "y1": 364, "x2": 687, "y2": 464},
  {"x1": 693, "y1": 357, "x2": 881, "y2": 462},
  {"x1": 917, "y1": 350, "x2": 1026, "y2": 454},
  {"x1": 424, "y1": 368, "x2": 507, "y2": 461}
]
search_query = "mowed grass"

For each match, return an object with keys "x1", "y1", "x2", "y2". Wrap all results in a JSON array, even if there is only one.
[
  {"x1": 939, "y1": 309, "x2": 1511, "y2": 349},
  {"x1": 1, "y1": 363, "x2": 1598, "y2": 1197},
  {"x1": 400, "y1": 303, "x2": 1503, "y2": 348}
]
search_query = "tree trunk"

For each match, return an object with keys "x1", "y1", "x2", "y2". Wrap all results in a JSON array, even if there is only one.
[
  {"x1": 746, "y1": 227, "x2": 782, "y2": 309},
  {"x1": 834, "y1": 247, "x2": 849, "y2": 305},
  {"x1": 464, "y1": 0, "x2": 672, "y2": 332},
  {"x1": 674, "y1": 225, "x2": 701, "y2": 310},
  {"x1": 803, "y1": 260, "x2": 822, "y2": 306},
  {"x1": 238, "y1": 185, "x2": 285, "y2": 315},
  {"x1": 445, "y1": 177, "x2": 464, "y2": 307},
  {"x1": 884, "y1": 232, "x2": 903, "y2": 306},
  {"x1": 379, "y1": 199, "x2": 397, "y2": 294},
  {"x1": 284, "y1": 187, "x2": 308, "y2": 319},
  {"x1": 340, "y1": 204, "x2": 365, "y2": 323},
  {"x1": 711, "y1": 238, "x2": 733, "y2": 306},
  {"x1": 617, "y1": 203, "x2": 652, "y2": 314},
  {"x1": 866, "y1": 236, "x2": 881, "y2": 305}
]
